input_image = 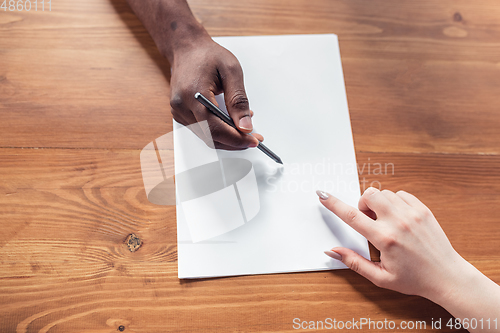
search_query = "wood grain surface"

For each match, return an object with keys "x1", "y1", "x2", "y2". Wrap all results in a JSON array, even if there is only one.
[{"x1": 1, "y1": 0, "x2": 500, "y2": 332}]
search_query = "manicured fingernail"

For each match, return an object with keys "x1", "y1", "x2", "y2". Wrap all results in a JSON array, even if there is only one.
[
  {"x1": 239, "y1": 116, "x2": 253, "y2": 131},
  {"x1": 324, "y1": 250, "x2": 342, "y2": 261},
  {"x1": 316, "y1": 190, "x2": 329, "y2": 200}
]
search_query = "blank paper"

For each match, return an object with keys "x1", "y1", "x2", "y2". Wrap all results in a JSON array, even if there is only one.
[{"x1": 175, "y1": 34, "x2": 370, "y2": 279}]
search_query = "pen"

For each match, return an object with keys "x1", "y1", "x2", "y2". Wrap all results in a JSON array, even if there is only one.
[{"x1": 195, "y1": 92, "x2": 283, "y2": 164}]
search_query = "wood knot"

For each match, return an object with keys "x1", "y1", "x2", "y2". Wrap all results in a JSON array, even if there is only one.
[
  {"x1": 118, "y1": 325, "x2": 125, "y2": 331},
  {"x1": 125, "y1": 233, "x2": 141, "y2": 252},
  {"x1": 453, "y1": 12, "x2": 462, "y2": 22}
]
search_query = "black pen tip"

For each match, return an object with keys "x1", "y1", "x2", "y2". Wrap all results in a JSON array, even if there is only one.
[{"x1": 277, "y1": 158, "x2": 283, "y2": 165}]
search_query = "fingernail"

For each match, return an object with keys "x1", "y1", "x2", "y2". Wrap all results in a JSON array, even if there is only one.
[
  {"x1": 324, "y1": 251, "x2": 342, "y2": 261},
  {"x1": 239, "y1": 116, "x2": 253, "y2": 131},
  {"x1": 316, "y1": 190, "x2": 329, "y2": 200}
]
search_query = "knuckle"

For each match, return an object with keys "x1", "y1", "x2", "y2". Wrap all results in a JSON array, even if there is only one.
[
  {"x1": 398, "y1": 220, "x2": 412, "y2": 233},
  {"x1": 228, "y1": 91, "x2": 249, "y2": 111},
  {"x1": 348, "y1": 258, "x2": 361, "y2": 273},
  {"x1": 381, "y1": 234, "x2": 398, "y2": 249},
  {"x1": 411, "y1": 211, "x2": 424, "y2": 224},
  {"x1": 345, "y1": 208, "x2": 359, "y2": 224},
  {"x1": 225, "y1": 57, "x2": 242, "y2": 74},
  {"x1": 407, "y1": 209, "x2": 427, "y2": 225},
  {"x1": 421, "y1": 207, "x2": 434, "y2": 220},
  {"x1": 365, "y1": 189, "x2": 379, "y2": 201},
  {"x1": 170, "y1": 93, "x2": 185, "y2": 110}
]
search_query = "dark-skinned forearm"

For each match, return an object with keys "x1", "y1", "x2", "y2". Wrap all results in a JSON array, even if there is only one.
[{"x1": 125, "y1": 0, "x2": 210, "y2": 63}]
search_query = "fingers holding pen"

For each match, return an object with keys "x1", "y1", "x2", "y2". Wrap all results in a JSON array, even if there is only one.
[
  {"x1": 218, "y1": 54, "x2": 255, "y2": 134},
  {"x1": 252, "y1": 132, "x2": 264, "y2": 142},
  {"x1": 168, "y1": 39, "x2": 263, "y2": 151},
  {"x1": 194, "y1": 92, "x2": 261, "y2": 149}
]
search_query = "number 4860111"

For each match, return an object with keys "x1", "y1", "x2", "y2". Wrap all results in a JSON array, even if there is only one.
[{"x1": 1, "y1": 0, "x2": 51, "y2": 11}]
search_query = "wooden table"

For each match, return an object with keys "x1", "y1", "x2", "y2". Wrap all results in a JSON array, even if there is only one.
[{"x1": 2, "y1": 0, "x2": 500, "y2": 332}]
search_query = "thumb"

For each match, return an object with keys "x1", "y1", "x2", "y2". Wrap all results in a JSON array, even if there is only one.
[
  {"x1": 326, "y1": 247, "x2": 387, "y2": 286},
  {"x1": 220, "y1": 63, "x2": 254, "y2": 133}
]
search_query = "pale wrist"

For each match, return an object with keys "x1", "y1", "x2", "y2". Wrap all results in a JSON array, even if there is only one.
[{"x1": 427, "y1": 256, "x2": 479, "y2": 309}]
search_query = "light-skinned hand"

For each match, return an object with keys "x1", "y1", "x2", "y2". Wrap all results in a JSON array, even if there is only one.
[
  {"x1": 317, "y1": 188, "x2": 500, "y2": 333},
  {"x1": 317, "y1": 187, "x2": 469, "y2": 301}
]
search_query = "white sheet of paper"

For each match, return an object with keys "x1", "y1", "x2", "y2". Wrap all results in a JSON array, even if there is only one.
[{"x1": 175, "y1": 34, "x2": 369, "y2": 279}]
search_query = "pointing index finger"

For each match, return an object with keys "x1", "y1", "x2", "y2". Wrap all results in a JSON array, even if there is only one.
[{"x1": 317, "y1": 191, "x2": 379, "y2": 244}]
